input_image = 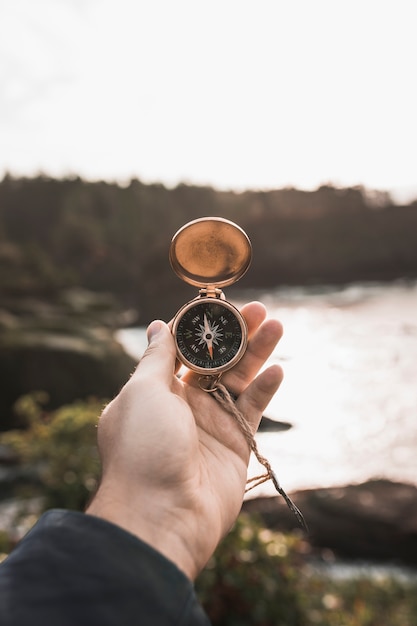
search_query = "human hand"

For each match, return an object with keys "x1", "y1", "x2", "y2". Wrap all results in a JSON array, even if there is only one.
[{"x1": 87, "y1": 302, "x2": 283, "y2": 580}]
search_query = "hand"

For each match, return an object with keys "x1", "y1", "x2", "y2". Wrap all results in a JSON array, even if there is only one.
[{"x1": 87, "y1": 302, "x2": 283, "y2": 580}]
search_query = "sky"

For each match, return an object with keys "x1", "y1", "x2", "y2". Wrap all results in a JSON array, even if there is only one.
[{"x1": 1, "y1": 0, "x2": 417, "y2": 202}]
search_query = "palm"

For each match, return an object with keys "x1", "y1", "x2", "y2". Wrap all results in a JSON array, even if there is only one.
[{"x1": 134, "y1": 377, "x2": 251, "y2": 565}]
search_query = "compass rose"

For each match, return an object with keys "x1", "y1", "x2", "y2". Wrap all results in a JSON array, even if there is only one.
[{"x1": 195, "y1": 313, "x2": 224, "y2": 359}]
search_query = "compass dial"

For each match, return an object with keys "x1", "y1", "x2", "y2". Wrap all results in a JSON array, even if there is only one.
[{"x1": 173, "y1": 298, "x2": 247, "y2": 374}]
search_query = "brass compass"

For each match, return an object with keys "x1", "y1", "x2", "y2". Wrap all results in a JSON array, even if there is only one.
[{"x1": 170, "y1": 217, "x2": 252, "y2": 375}]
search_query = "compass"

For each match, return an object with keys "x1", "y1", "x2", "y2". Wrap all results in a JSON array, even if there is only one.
[{"x1": 170, "y1": 217, "x2": 252, "y2": 375}]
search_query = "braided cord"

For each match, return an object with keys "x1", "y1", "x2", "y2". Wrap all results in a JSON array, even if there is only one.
[{"x1": 211, "y1": 381, "x2": 308, "y2": 532}]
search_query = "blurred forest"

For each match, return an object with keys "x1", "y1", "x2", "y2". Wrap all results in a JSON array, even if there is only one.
[{"x1": 1, "y1": 174, "x2": 417, "y2": 324}]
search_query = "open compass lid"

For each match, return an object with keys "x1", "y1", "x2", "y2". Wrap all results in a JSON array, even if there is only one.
[{"x1": 169, "y1": 217, "x2": 252, "y2": 289}]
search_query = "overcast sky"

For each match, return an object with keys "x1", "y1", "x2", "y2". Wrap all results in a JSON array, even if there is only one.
[{"x1": 1, "y1": 0, "x2": 416, "y2": 202}]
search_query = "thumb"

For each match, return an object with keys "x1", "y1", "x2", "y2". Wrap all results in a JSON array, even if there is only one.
[
  {"x1": 132, "y1": 320, "x2": 176, "y2": 384},
  {"x1": 146, "y1": 319, "x2": 167, "y2": 344}
]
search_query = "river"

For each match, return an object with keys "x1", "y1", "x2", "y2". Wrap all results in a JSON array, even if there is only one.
[{"x1": 117, "y1": 280, "x2": 417, "y2": 496}]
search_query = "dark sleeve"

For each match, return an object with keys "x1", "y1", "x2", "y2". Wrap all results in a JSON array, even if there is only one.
[{"x1": 0, "y1": 509, "x2": 210, "y2": 626}]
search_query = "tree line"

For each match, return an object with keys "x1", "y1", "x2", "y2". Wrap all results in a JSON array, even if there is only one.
[{"x1": 0, "y1": 175, "x2": 416, "y2": 323}]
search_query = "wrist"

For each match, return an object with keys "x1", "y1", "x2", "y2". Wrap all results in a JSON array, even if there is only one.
[{"x1": 86, "y1": 483, "x2": 211, "y2": 581}]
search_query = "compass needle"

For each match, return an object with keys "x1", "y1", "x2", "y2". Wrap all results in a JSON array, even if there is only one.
[{"x1": 203, "y1": 313, "x2": 214, "y2": 359}]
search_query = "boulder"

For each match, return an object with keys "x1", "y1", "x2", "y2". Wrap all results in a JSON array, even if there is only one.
[
  {"x1": 242, "y1": 479, "x2": 417, "y2": 565},
  {"x1": 0, "y1": 323, "x2": 136, "y2": 431},
  {"x1": 259, "y1": 416, "x2": 292, "y2": 432}
]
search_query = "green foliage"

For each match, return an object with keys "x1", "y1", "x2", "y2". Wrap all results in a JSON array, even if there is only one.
[
  {"x1": 0, "y1": 395, "x2": 102, "y2": 511},
  {"x1": 196, "y1": 514, "x2": 306, "y2": 625},
  {"x1": 300, "y1": 573, "x2": 417, "y2": 626},
  {"x1": 0, "y1": 530, "x2": 12, "y2": 557},
  {"x1": 197, "y1": 514, "x2": 417, "y2": 626}
]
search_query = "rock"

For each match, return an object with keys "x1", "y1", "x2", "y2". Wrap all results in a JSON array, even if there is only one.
[
  {"x1": 0, "y1": 323, "x2": 136, "y2": 431},
  {"x1": 242, "y1": 479, "x2": 417, "y2": 565},
  {"x1": 259, "y1": 416, "x2": 292, "y2": 432},
  {"x1": 1, "y1": 289, "x2": 138, "y2": 330}
]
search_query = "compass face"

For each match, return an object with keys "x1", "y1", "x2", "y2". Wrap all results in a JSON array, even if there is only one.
[{"x1": 173, "y1": 299, "x2": 247, "y2": 374}]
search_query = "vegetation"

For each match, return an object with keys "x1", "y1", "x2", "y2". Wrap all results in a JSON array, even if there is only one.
[
  {"x1": 1, "y1": 396, "x2": 417, "y2": 624},
  {"x1": 197, "y1": 515, "x2": 417, "y2": 626},
  {"x1": 196, "y1": 515, "x2": 306, "y2": 625},
  {"x1": 0, "y1": 394, "x2": 102, "y2": 510},
  {"x1": 1, "y1": 175, "x2": 417, "y2": 323}
]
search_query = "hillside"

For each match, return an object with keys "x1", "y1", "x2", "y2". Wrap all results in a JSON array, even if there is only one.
[{"x1": 1, "y1": 175, "x2": 416, "y2": 324}]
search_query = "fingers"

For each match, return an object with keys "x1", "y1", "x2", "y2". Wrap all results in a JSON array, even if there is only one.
[
  {"x1": 221, "y1": 317, "x2": 283, "y2": 396},
  {"x1": 236, "y1": 363, "x2": 284, "y2": 432},
  {"x1": 239, "y1": 301, "x2": 268, "y2": 338}
]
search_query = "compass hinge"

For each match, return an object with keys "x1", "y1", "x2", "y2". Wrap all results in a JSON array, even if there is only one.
[{"x1": 199, "y1": 287, "x2": 224, "y2": 299}]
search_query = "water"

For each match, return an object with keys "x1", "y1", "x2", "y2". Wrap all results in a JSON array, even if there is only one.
[{"x1": 117, "y1": 281, "x2": 417, "y2": 496}]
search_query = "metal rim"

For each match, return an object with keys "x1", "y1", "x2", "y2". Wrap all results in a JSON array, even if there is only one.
[{"x1": 172, "y1": 297, "x2": 248, "y2": 374}]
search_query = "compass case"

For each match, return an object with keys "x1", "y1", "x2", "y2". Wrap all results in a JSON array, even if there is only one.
[{"x1": 169, "y1": 217, "x2": 252, "y2": 289}]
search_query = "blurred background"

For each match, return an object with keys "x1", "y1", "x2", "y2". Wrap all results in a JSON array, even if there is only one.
[{"x1": 1, "y1": 1, "x2": 417, "y2": 623}]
